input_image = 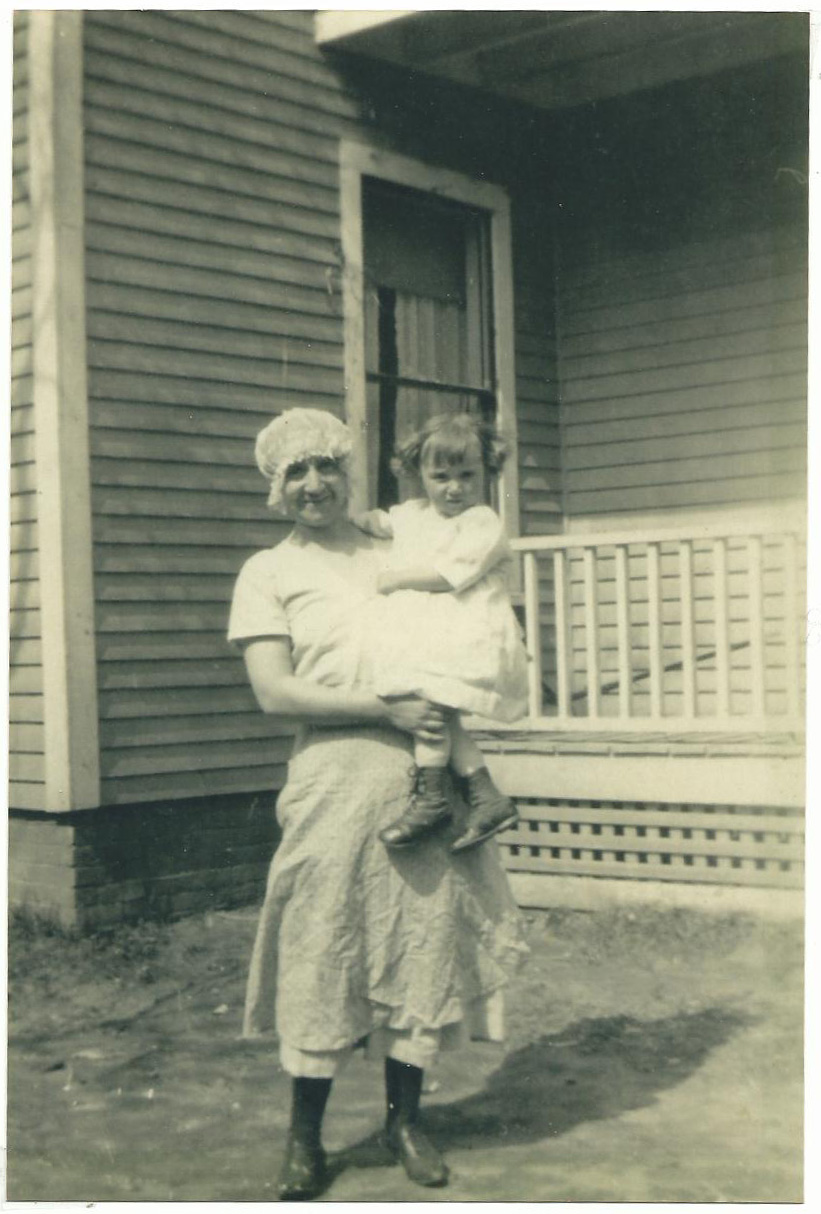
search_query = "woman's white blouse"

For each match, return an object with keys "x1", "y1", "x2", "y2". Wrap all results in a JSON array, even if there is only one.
[{"x1": 228, "y1": 530, "x2": 388, "y2": 690}]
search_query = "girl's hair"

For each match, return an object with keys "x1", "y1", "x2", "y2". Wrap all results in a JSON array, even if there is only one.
[{"x1": 393, "y1": 412, "x2": 508, "y2": 478}]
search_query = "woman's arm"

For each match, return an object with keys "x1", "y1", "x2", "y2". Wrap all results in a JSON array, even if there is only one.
[
  {"x1": 377, "y1": 566, "x2": 452, "y2": 595},
  {"x1": 242, "y1": 637, "x2": 446, "y2": 740}
]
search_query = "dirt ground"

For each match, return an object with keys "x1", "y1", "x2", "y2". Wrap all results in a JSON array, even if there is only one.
[{"x1": 7, "y1": 899, "x2": 803, "y2": 1202}]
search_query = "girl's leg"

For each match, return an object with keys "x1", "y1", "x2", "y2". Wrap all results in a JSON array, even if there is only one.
[
  {"x1": 413, "y1": 725, "x2": 451, "y2": 770},
  {"x1": 448, "y1": 714, "x2": 486, "y2": 776},
  {"x1": 449, "y1": 714, "x2": 520, "y2": 854},
  {"x1": 379, "y1": 714, "x2": 453, "y2": 849}
]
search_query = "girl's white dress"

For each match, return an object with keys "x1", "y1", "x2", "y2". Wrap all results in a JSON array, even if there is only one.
[{"x1": 362, "y1": 499, "x2": 528, "y2": 723}]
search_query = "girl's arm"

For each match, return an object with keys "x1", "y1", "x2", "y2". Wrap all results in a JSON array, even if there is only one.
[
  {"x1": 379, "y1": 507, "x2": 510, "y2": 596},
  {"x1": 242, "y1": 637, "x2": 446, "y2": 740},
  {"x1": 350, "y1": 509, "x2": 394, "y2": 539}
]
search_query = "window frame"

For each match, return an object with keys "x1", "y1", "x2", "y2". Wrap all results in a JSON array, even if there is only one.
[{"x1": 339, "y1": 140, "x2": 520, "y2": 538}]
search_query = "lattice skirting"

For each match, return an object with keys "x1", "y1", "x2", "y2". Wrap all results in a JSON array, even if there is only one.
[{"x1": 498, "y1": 799, "x2": 804, "y2": 889}]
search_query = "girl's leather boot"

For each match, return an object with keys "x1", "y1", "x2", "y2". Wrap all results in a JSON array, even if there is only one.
[
  {"x1": 450, "y1": 766, "x2": 518, "y2": 852},
  {"x1": 379, "y1": 767, "x2": 452, "y2": 848}
]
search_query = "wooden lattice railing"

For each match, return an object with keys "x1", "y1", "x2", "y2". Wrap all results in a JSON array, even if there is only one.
[{"x1": 511, "y1": 520, "x2": 806, "y2": 733}]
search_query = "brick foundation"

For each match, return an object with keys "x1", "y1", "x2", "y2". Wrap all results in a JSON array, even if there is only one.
[{"x1": 8, "y1": 792, "x2": 280, "y2": 931}]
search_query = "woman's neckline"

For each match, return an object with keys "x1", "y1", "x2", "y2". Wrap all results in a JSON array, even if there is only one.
[{"x1": 287, "y1": 520, "x2": 371, "y2": 554}]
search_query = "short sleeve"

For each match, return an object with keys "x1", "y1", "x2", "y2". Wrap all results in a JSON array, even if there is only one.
[
  {"x1": 227, "y1": 550, "x2": 290, "y2": 645},
  {"x1": 432, "y1": 506, "x2": 510, "y2": 593}
]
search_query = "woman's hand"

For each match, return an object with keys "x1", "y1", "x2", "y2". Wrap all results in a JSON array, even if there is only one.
[
  {"x1": 381, "y1": 695, "x2": 446, "y2": 742},
  {"x1": 377, "y1": 571, "x2": 402, "y2": 595},
  {"x1": 378, "y1": 566, "x2": 451, "y2": 595}
]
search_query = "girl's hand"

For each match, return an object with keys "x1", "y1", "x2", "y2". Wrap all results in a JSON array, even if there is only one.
[
  {"x1": 352, "y1": 509, "x2": 394, "y2": 540},
  {"x1": 381, "y1": 695, "x2": 446, "y2": 741}
]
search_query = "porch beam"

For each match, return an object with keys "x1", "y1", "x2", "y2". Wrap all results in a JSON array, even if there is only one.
[
  {"x1": 29, "y1": 11, "x2": 100, "y2": 811},
  {"x1": 485, "y1": 716, "x2": 805, "y2": 735},
  {"x1": 511, "y1": 517, "x2": 805, "y2": 552},
  {"x1": 315, "y1": 11, "x2": 417, "y2": 47},
  {"x1": 485, "y1": 751, "x2": 805, "y2": 809}
]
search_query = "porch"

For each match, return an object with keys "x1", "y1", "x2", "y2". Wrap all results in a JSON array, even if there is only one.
[{"x1": 480, "y1": 514, "x2": 806, "y2": 910}]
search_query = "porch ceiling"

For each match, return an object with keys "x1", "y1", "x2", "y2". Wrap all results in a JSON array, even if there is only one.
[{"x1": 315, "y1": 10, "x2": 808, "y2": 111}]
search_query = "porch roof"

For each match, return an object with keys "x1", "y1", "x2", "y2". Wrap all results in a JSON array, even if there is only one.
[{"x1": 315, "y1": 10, "x2": 808, "y2": 111}]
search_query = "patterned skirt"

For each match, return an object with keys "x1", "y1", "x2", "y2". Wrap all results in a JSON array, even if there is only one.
[{"x1": 243, "y1": 725, "x2": 528, "y2": 1051}]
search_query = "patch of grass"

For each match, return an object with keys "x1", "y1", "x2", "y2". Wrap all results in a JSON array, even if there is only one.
[
  {"x1": 534, "y1": 905, "x2": 768, "y2": 961},
  {"x1": 8, "y1": 907, "x2": 171, "y2": 986},
  {"x1": 9, "y1": 904, "x2": 76, "y2": 941}
]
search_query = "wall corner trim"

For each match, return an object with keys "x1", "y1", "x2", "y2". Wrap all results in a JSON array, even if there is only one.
[{"x1": 29, "y1": 11, "x2": 101, "y2": 811}]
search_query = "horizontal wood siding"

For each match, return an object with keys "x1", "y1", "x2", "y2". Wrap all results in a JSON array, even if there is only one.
[
  {"x1": 82, "y1": 9, "x2": 346, "y2": 803},
  {"x1": 10, "y1": 12, "x2": 45, "y2": 809},
  {"x1": 559, "y1": 225, "x2": 807, "y2": 517},
  {"x1": 553, "y1": 227, "x2": 806, "y2": 715},
  {"x1": 514, "y1": 194, "x2": 562, "y2": 537},
  {"x1": 83, "y1": 10, "x2": 558, "y2": 804}
]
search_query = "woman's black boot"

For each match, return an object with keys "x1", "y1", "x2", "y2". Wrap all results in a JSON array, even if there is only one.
[
  {"x1": 278, "y1": 1077, "x2": 331, "y2": 1201},
  {"x1": 384, "y1": 1058, "x2": 449, "y2": 1187}
]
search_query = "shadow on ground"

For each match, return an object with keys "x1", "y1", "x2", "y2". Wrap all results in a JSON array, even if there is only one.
[{"x1": 333, "y1": 1006, "x2": 749, "y2": 1179}]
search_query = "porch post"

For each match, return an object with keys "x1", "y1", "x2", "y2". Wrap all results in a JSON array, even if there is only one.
[{"x1": 29, "y1": 11, "x2": 100, "y2": 810}]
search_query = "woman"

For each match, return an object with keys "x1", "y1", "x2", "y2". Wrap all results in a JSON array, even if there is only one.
[{"x1": 228, "y1": 408, "x2": 526, "y2": 1199}]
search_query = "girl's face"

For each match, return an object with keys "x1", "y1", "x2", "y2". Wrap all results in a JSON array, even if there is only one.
[
  {"x1": 420, "y1": 439, "x2": 484, "y2": 517},
  {"x1": 281, "y1": 455, "x2": 349, "y2": 529}
]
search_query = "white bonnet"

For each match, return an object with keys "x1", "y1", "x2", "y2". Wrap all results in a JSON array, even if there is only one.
[{"x1": 254, "y1": 408, "x2": 353, "y2": 511}]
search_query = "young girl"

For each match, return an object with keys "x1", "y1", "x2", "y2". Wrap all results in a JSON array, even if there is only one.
[{"x1": 356, "y1": 412, "x2": 528, "y2": 853}]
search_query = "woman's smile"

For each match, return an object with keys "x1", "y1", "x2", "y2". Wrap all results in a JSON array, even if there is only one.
[{"x1": 282, "y1": 456, "x2": 348, "y2": 528}]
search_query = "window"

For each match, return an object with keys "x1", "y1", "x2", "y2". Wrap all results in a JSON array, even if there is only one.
[
  {"x1": 340, "y1": 142, "x2": 519, "y2": 531},
  {"x1": 363, "y1": 179, "x2": 496, "y2": 507}
]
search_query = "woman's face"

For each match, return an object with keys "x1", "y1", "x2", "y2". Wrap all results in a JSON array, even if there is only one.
[{"x1": 281, "y1": 455, "x2": 349, "y2": 529}]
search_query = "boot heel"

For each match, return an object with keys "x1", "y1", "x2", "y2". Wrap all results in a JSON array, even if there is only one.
[{"x1": 385, "y1": 1123, "x2": 449, "y2": 1188}]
